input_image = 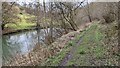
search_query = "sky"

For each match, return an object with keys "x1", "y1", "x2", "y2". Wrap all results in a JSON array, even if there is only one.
[
  {"x1": 0, "y1": 0, "x2": 119, "y2": 2},
  {"x1": 15, "y1": 0, "x2": 119, "y2": 6},
  {"x1": 16, "y1": 0, "x2": 94, "y2": 6},
  {"x1": 16, "y1": 0, "x2": 92, "y2": 3}
]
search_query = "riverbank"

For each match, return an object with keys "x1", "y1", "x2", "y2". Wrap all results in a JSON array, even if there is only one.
[
  {"x1": 2, "y1": 27, "x2": 37, "y2": 35},
  {"x1": 3, "y1": 20, "x2": 119, "y2": 66},
  {"x1": 3, "y1": 21, "x2": 92, "y2": 66},
  {"x1": 2, "y1": 26, "x2": 54, "y2": 35},
  {"x1": 43, "y1": 21, "x2": 93, "y2": 66},
  {"x1": 43, "y1": 21, "x2": 119, "y2": 66}
]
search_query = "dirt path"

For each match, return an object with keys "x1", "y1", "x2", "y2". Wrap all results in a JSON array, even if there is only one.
[{"x1": 59, "y1": 23, "x2": 92, "y2": 66}]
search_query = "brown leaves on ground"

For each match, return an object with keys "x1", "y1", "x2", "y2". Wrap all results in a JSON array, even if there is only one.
[{"x1": 4, "y1": 22, "x2": 92, "y2": 66}]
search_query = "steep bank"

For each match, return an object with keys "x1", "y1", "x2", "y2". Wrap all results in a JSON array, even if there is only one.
[{"x1": 43, "y1": 20, "x2": 118, "y2": 66}]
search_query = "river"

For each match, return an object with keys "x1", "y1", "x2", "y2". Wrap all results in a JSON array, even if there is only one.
[{"x1": 2, "y1": 28, "x2": 63, "y2": 64}]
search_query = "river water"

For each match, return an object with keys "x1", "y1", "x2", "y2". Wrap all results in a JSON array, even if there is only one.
[{"x1": 2, "y1": 28, "x2": 63, "y2": 64}]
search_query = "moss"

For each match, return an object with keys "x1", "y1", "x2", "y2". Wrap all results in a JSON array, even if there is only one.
[{"x1": 5, "y1": 13, "x2": 36, "y2": 29}]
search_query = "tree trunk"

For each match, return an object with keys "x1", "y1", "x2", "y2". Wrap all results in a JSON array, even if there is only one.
[
  {"x1": 69, "y1": 11, "x2": 77, "y2": 31},
  {"x1": 49, "y1": 2, "x2": 54, "y2": 44},
  {"x1": 2, "y1": 24, "x2": 5, "y2": 30},
  {"x1": 88, "y1": 15, "x2": 92, "y2": 22},
  {"x1": 36, "y1": 3, "x2": 41, "y2": 44},
  {"x1": 87, "y1": 0, "x2": 92, "y2": 22}
]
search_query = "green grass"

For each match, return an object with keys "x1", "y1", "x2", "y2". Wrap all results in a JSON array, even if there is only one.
[
  {"x1": 41, "y1": 22, "x2": 91, "y2": 66},
  {"x1": 42, "y1": 35, "x2": 78, "y2": 66},
  {"x1": 41, "y1": 21, "x2": 118, "y2": 66},
  {"x1": 5, "y1": 13, "x2": 36, "y2": 29},
  {"x1": 42, "y1": 46, "x2": 70, "y2": 66},
  {"x1": 44, "y1": 21, "x2": 107, "y2": 66},
  {"x1": 66, "y1": 22, "x2": 107, "y2": 65}
]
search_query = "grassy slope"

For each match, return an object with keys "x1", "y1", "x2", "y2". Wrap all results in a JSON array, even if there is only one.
[
  {"x1": 43, "y1": 21, "x2": 119, "y2": 66},
  {"x1": 5, "y1": 13, "x2": 36, "y2": 30},
  {"x1": 42, "y1": 22, "x2": 92, "y2": 66},
  {"x1": 5, "y1": 13, "x2": 59, "y2": 30},
  {"x1": 67, "y1": 21, "x2": 119, "y2": 66},
  {"x1": 66, "y1": 22, "x2": 106, "y2": 66}
]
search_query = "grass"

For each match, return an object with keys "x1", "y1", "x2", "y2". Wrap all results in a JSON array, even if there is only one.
[
  {"x1": 5, "y1": 13, "x2": 36, "y2": 30},
  {"x1": 66, "y1": 22, "x2": 107, "y2": 66},
  {"x1": 66, "y1": 21, "x2": 119, "y2": 66},
  {"x1": 5, "y1": 13, "x2": 59, "y2": 30},
  {"x1": 41, "y1": 22, "x2": 90, "y2": 66},
  {"x1": 41, "y1": 21, "x2": 118, "y2": 66},
  {"x1": 42, "y1": 35, "x2": 78, "y2": 66},
  {"x1": 42, "y1": 46, "x2": 70, "y2": 66}
]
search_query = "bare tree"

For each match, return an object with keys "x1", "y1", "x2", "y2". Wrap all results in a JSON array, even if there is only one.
[
  {"x1": 86, "y1": 0, "x2": 92, "y2": 22},
  {"x1": 82, "y1": 0, "x2": 92, "y2": 22},
  {"x1": 54, "y1": 1, "x2": 85, "y2": 31},
  {"x1": 49, "y1": 2, "x2": 54, "y2": 44},
  {"x1": 35, "y1": 2, "x2": 41, "y2": 44}
]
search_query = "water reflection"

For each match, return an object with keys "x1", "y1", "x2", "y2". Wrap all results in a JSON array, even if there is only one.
[
  {"x1": 2, "y1": 31, "x2": 37, "y2": 63},
  {"x1": 2, "y1": 28, "x2": 63, "y2": 64}
]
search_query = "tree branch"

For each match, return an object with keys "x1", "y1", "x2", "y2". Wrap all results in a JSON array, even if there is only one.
[
  {"x1": 73, "y1": 0, "x2": 86, "y2": 11},
  {"x1": 4, "y1": 2, "x2": 15, "y2": 13}
]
